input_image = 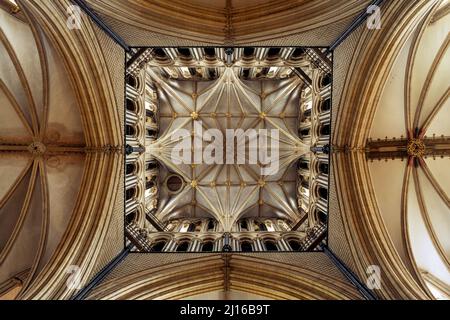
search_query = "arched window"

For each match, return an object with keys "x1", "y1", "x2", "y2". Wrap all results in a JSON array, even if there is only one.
[
  {"x1": 320, "y1": 124, "x2": 330, "y2": 136},
  {"x1": 146, "y1": 129, "x2": 157, "y2": 137},
  {"x1": 176, "y1": 241, "x2": 189, "y2": 252},
  {"x1": 146, "y1": 161, "x2": 158, "y2": 171},
  {"x1": 194, "y1": 221, "x2": 202, "y2": 232},
  {"x1": 187, "y1": 223, "x2": 196, "y2": 232},
  {"x1": 202, "y1": 242, "x2": 214, "y2": 252},
  {"x1": 319, "y1": 162, "x2": 329, "y2": 175},
  {"x1": 125, "y1": 187, "x2": 136, "y2": 201},
  {"x1": 317, "y1": 210, "x2": 327, "y2": 224},
  {"x1": 267, "y1": 47, "x2": 281, "y2": 57},
  {"x1": 321, "y1": 98, "x2": 331, "y2": 112},
  {"x1": 243, "y1": 47, "x2": 255, "y2": 57},
  {"x1": 317, "y1": 186, "x2": 328, "y2": 201},
  {"x1": 298, "y1": 160, "x2": 309, "y2": 170},
  {"x1": 177, "y1": 48, "x2": 191, "y2": 58},
  {"x1": 126, "y1": 125, "x2": 136, "y2": 136},
  {"x1": 258, "y1": 223, "x2": 267, "y2": 231},
  {"x1": 126, "y1": 99, "x2": 136, "y2": 112},
  {"x1": 264, "y1": 240, "x2": 278, "y2": 251},
  {"x1": 207, "y1": 219, "x2": 215, "y2": 231},
  {"x1": 126, "y1": 163, "x2": 136, "y2": 175},
  {"x1": 145, "y1": 180, "x2": 154, "y2": 190},
  {"x1": 126, "y1": 210, "x2": 136, "y2": 224},
  {"x1": 241, "y1": 241, "x2": 253, "y2": 252},
  {"x1": 153, "y1": 48, "x2": 167, "y2": 58},
  {"x1": 204, "y1": 47, "x2": 216, "y2": 57},
  {"x1": 291, "y1": 48, "x2": 304, "y2": 58},
  {"x1": 288, "y1": 239, "x2": 301, "y2": 251},
  {"x1": 299, "y1": 127, "x2": 310, "y2": 137},
  {"x1": 321, "y1": 74, "x2": 332, "y2": 87},
  {"x1": 126, "y1": 75, "x2": 137, "y2": 88},
  {"x1": 301, "y1": 179, "x2": 309, "y2": 188},
  {"x1": 150, "y1": 241, "x2": 166, "y2": 252},
  {"x1": 240, "y1": 219, "x2": 248, "y2": 231},
  {"x1": 146, "y1": 109, "x2": 155, "y2": 118}
]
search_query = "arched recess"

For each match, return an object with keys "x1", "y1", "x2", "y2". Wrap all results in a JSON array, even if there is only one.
[
  {"x1": 367, "y1": 0, "x2": 450, "y2": 299},
  {"x1": 86, "y1": 253, "x2": 362, "y2": 300},
  {"x1": 84, "y1": 0, "x2": 372, "y2": 46},
  {"x1": 13, "y1": 0, "x2": 124, "y2": 299},
  {"x1": 0, "y1": 4, "x2": 86, "y2": 298},
  {"x1": 331, "y1": 0, "x2": 445, "y2": 299}
]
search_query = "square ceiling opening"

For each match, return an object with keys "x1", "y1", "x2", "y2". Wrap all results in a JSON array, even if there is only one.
[{"x1": 124, "y1": 47, "x2": 332, "y2": 253}]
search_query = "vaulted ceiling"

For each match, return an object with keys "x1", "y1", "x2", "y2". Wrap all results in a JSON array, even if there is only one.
[
  {"x1": 368, "y1": 3, "x2": 450, "y2": 297},
  {"x1": 148, "y1": 67, "x2": 307, "y2": 231},
  {"x1": 0, "y1": 7, "x2": 85, "y2": 296}
]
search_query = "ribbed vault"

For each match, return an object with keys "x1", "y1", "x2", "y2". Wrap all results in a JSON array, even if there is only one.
[
  {"x1": 148, "y1": 67, "x2": 307, "y2": 231},
  {"x1": 0, "y1": 0, "x2": 124, "y2": 300},
  {"x1": 331, "y1": 0, "x2": 449, "y2": 299},
  {"x1": 0, "y1": 6, "x2": 85, "y2": 297},
  {"x1": 367, "y1": 2, "x2": 450, "y2": 298}
]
